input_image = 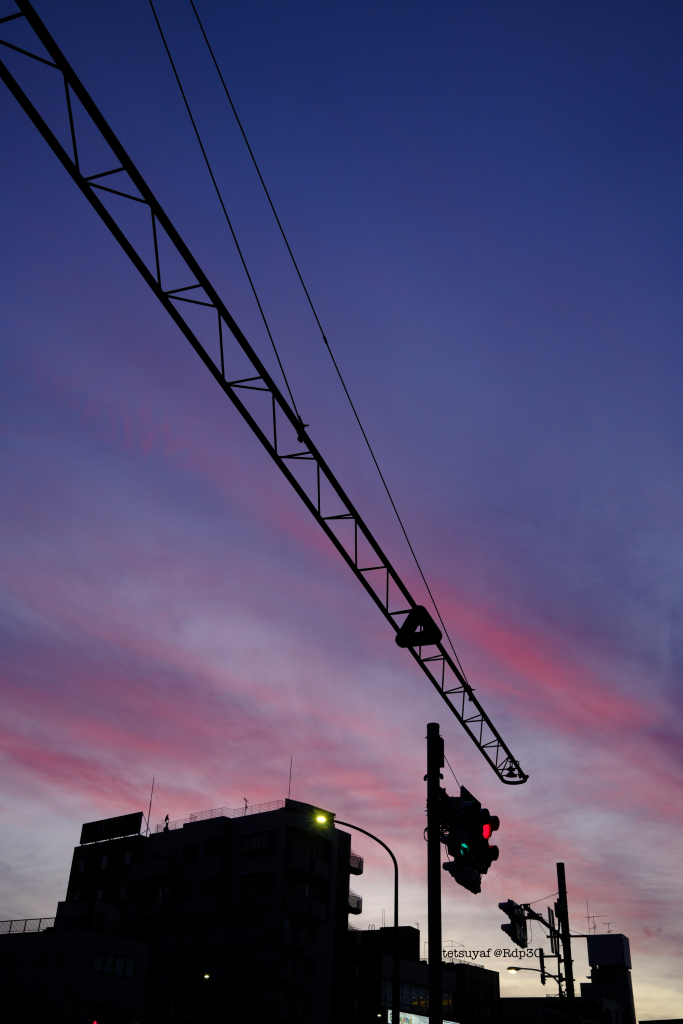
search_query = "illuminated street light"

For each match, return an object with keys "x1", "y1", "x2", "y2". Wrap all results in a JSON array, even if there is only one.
[{"x1": 316, "y1": 814, "x2": 400, "y2": 1024}]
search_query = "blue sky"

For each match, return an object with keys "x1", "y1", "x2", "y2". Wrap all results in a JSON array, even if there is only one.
[{"x1": 1, "y1": 1, "x2": 683, "y2": 1015}]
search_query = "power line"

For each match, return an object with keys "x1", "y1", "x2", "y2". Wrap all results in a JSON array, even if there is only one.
[
  {"x1": 189, "y1": 0, "x2": 468, "y2": 680},
  {"x1": 527, "y1": 891, "x2": 559, "y2": 907},
  {"x1": 444, "y1": 754, "x2": 460, "y2": 788},
  {"x1": 147, "y1": 0, "x2": 304, "y2": 426}
]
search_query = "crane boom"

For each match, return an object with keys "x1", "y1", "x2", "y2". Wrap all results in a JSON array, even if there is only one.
[{"x1": 0, "y1": 0, "x2": 528, "y2": 783}]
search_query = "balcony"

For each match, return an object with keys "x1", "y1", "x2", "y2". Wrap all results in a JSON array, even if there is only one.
[
  {"x1": 349, "y1": 850, "x2": 364, "y2": 875},
  {"x1": 348, "y1": 889, "x2": 363, "y2": 915}
]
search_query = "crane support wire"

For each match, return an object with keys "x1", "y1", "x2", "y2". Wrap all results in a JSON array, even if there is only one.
[
  {"x1": 188, "y1": 0, "x2": 469, "y2": 680},
  {"x1": 148, "y1": 0, "x2": 304, "y2": 428},
  {"x1": 0, "y1": 0, "x2": 528, "y2": 784}
]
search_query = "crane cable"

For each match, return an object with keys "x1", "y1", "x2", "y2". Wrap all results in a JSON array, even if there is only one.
[
  {"x1": 157, "y1": 0, "x2": 468, "y2": 682},
  {"x1": 190, "y1": 2, "x2": 470, "y2": 681},
  {"x1": 147, "y1": 0, "x2": 305, "y2": 429}
]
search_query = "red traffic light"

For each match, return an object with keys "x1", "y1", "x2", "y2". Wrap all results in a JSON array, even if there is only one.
[{"x1": 482, "y1": 815, "x2": 500, "y2": 839}]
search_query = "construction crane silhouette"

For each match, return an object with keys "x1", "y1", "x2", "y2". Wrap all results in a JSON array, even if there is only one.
[{"x1": 0, "y1": 0, "x2": 528, "y2": 784}]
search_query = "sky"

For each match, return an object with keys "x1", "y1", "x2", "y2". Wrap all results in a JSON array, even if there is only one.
[{"x1": 1, "y1": 0, "x2": 683, "y2": 1016}]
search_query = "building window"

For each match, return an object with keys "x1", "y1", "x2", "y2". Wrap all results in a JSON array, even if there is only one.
[
  {"x1": 282, "y1": 915, "x2": 313, "y2": 944},
  {"x1": 182, "y1": 845, "x2": 198, "y2": 864},
  {"x1": 119, "y1": 886, "x2": 127, "y2": 899},
  {"x1": 174, "y1": 881, "x2": 192, "y2": 900},
  {"x1": 93, "y1": 952, "x2": 135, "y2": 978},
  {"x1": 242, "y1": 831, "x2": 272, "y2": 854},
  {"x1": 228, "y1": 909, "x2": 267, "y2": 929},
  {"x1": 124, "y1": 851, "x2": 132, "y2": 866},
  {"x1": 383, "y1": 980, "x2": 449, "y2": 1013},
  {"x1": 78, "y1": 860, "x2": 85, "y2": 874},
  {"x1": 285, "y1": 878, "x2": 327, "y2": 902},
  {"x1": 100, "y1": 856, "x2": 108, "y2": 870},
  {"x1": 200, "y1": 877, "x2": 219, "y2": 898},
  {"x1": 96, "y1": 889, "x2": 103, "y2": 901},
  {"x1": 237, "y1": 871, "x2": 271, "y2": 895}
]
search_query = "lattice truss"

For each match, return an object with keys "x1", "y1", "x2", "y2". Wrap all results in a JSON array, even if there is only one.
[{"x1": 0, "y1": 0, "x2": 527, "y2": 784}]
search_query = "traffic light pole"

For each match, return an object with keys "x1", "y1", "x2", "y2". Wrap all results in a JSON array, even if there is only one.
[
  {"x1": 426, "y1": 723, "x2": 444, "y2": 1024},
  {"x1": 556, "y1": 863, "x2": 575, "y2": 1002}
]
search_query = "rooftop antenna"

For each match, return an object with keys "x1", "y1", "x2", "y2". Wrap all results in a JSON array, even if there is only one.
[
  {"x1": 243, "y1": 797, "x2": 248, "y2": 815},
  {"x1": 145, "y1": 776, "x2": 155, "y2": 836},
  {"x1": 288, "y1": 757, "x2": 293, "y2": 799}
]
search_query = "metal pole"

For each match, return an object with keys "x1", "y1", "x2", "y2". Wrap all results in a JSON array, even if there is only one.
[
  {"x1": 556, "y1": 863, "x2": 575, "y2": 1004},
  {"x1": 427, "y1": 723, "x2": 443, "y2": 1024},
  {"x1": 334, "y1": 820, "x2": 400, "y2": 1024}
]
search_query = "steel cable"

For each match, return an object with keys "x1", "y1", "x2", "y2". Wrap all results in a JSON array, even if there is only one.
[
  {"x1": 189, "y1": 0, "x2": 469, "y2": 681},
  {"x1": 148, "y1": 0, "x2": 305, "y2": 426}
]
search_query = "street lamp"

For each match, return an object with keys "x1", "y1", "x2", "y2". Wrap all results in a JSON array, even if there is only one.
[
  {"x1": 507, "y1": 960, "x2": 571, "y2": 1024},
  {"x1": 505, "y1": 953, "x2": 562, "y2": 990},
  {"x1": 315, "y1": 814, "x2": 400, "y2": 1024}
]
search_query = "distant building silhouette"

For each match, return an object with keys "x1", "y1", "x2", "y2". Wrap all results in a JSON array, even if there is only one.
[
  {"x1": 500, "y1": 933, "x2": 637, "y2": 1024},
  {"x1": 345, "y1": 923, "x2": 499, "y2": 1022}
]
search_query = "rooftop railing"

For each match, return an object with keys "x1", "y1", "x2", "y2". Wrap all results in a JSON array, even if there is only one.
[
  {"x1": 0, "y1": 917, "x2": 55, "y2": 935},
  {"x1": 156, "y1": 799, "x2": 286, "y2": 832}
]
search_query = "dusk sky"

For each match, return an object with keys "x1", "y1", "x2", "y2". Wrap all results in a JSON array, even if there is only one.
[{"x1": 2, "y1": 0, "x2": 683, "y2": 1017}]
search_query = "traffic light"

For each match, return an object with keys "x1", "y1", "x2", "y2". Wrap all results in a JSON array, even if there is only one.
[
  {"x1": 499, "y1": 899, "x2": 528, "y2": 948},
  {"x1": 474, "y1": 808, "x2": 499, "y2": 874},
  {"x1": 442, "y1": 786, "x2": 500, "y2": 894},
  {"x1": 443, "y1": 858, "x2": 482, "y2": 894}
]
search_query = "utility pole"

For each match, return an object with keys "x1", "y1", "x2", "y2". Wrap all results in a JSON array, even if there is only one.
[
  {"x1": 555, "y1": 863, "x2": 575, "y2": 1004},
  {"x1": 426, "y1": 723, "x2": 443, "y2": 1024}
]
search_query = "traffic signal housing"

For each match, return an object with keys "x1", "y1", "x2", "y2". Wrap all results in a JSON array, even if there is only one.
[
  {"x1": 442, "y1": 786, "x2": 500, "y2": 894},
  {"x1": 475, "y1": 809, "x2": 500, "y2": 873},
  {"x1": 499, "y1": 899, "x2": 528, "y2": 948}
]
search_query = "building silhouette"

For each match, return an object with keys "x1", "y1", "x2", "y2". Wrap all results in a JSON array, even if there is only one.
[
  {"x1": 500, "y1": 933, "x2": 637, "y2": 1024},
  {"x1": 1, "y1": 802, "x2": 639, "y2": 1024},
  {"x1": 1, "y1": 798, "x2": 361, "y2": 1023},
  {"x1": 346, "y1": 923, "x2": 500, "y2": 1022}
]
